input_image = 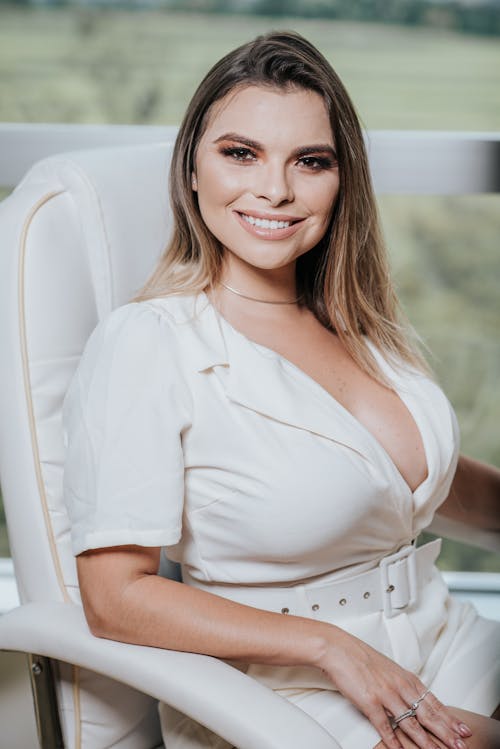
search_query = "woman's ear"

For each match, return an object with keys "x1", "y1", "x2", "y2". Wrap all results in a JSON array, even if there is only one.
[{"x1": 191, "y1": 173, "x2": 198, "y2": 191}]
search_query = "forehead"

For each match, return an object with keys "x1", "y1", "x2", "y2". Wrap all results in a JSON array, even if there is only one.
[{"x1": 200, "y1": 85, "x2": 334, "y2": 146}]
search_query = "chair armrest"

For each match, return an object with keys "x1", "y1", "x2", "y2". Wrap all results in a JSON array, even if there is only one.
[
  {"x1": 0, "y1": 602, "x2": 339, "y2": 749},
  {"x1": 429, "y1": 514, "x2": 500, "y2": 553}
]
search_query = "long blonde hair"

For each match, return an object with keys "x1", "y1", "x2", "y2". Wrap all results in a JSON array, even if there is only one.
[{"x1": 134, "y1": 31, "x2": 428, "y2": 381}]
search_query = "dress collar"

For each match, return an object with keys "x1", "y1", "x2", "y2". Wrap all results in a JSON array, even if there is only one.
[
  {"x1": 181, "y1": 291, "x2": 381, "y2": 463},
  {"x1": 150, "y1": 291, "x2": 449, "y2": 512}
]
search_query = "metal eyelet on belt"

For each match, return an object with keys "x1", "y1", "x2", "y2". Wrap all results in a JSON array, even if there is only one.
[
  {"x1": 339, "y1": 598, "x2": 347, "y2": 606},
  {"x1": 363, "y1": 591, "x2": 370, "y2": 599},
  {"x1": 281, "y1": 607, "x2": 289, "y2": 614},
  {"x1": 386, "y1": 584, "x2": 395, "y2": 593},
  {"x1": 312, "y1": 603, "x2": 320, "y2": 611}
]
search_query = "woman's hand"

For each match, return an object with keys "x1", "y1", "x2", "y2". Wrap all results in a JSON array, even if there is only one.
[{"x1": 316, "y1": 625, "x2": 472, "y2": 749}]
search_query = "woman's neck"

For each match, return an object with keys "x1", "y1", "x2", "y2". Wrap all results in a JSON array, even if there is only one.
[{"x1": 218, "y1": 257, "x2": 299, "y2": 305}]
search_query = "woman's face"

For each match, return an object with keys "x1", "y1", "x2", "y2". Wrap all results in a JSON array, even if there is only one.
[{"x1": 193, "y1": 85, "x2": 340, "y2": 276}]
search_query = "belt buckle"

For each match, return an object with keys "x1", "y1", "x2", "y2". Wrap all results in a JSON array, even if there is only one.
[{"x1": 380, "y1": 544, "x2": 417, "y2": 619}]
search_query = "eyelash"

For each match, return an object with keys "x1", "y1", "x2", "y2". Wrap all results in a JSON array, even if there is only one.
[
  {"x1": 221, "y1": 146, "x2": 256, "y2": 162},
  {"x1": 220, "y1": 146, "x2": 336, "y2": 171},
  {"x1": 298, "y1": 155, "x2": 336, "y2": 171}
]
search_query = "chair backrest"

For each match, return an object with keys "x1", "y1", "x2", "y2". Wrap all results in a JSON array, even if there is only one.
[{"x1": 0, "y1": 140, "x2": 177, "y2": 748}]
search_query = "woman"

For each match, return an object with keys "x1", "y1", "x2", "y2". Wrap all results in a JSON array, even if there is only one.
[{"x1": 63, "y1": 31, "x2": 500, "y2": 749}]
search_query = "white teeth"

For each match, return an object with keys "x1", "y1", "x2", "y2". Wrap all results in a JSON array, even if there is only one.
[{"x1": 241, "y1": 214, "x2": 291, "y2": 230}]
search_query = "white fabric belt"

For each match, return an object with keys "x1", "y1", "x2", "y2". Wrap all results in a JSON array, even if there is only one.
[{"x1": 190, "y1": 539, "x2": 442, "y2": 620}]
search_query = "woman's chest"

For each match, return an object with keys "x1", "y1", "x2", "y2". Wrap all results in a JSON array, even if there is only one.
[
  {"x1": 179, "y1": 369, "x2": 416, "y2": 573},
  {"x1": 250, "y1": 321, "x2": 428, "y2": 494}
]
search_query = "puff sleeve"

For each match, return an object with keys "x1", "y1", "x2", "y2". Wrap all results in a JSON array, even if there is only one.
[{"x1": 62, "y1": 302, "x2": 192, "y2": 556}]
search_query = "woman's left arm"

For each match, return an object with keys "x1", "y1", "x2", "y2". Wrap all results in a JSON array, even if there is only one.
[{"x1": 437, "y1": 453, "x2": 500, "y2": 531}]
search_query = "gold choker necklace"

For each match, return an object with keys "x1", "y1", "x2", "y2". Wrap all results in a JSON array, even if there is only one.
[{"x1": 220, "y1": 281, "x2": 302, "y2": 305}]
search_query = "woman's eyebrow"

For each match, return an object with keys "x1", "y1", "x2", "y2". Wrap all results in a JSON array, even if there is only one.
[
  {"x1": 293, "y1": 144, "x2": 337, "y2": 159},
  {"x1": 213, "y1": 133, "x2": 262, "y2": 150}
]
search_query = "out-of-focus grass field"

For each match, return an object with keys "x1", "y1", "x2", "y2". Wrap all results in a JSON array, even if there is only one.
[
  {"x1": 1, "y1": 8, "x2": 500, "y2": 129},
  {"x1": 0, "y1": 8, "x2": 499, "y2": 568}
]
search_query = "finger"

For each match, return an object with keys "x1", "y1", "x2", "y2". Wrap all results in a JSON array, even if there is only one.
[
  {"x1": 415, "y1": 693, "x2": 471, "y2": 749},
  {"x1": 422, "y1": 692, "x2": 470, "y2": 735},
  {"x1": 366, "y1": 703, "x2": 405, "y2": 749},
  {"x1": 386, "y1": 692, "x2": 441, "y2": 749},
  {"x1": 394, "y1": 713, "x2": 442, "y2": 749},
  {"x1": 399, "y1": 682, "x2": 467, "y2": 744}
]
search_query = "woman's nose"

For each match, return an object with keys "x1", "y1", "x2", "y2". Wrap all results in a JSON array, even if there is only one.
[{"x1": 253, "y1": 162, "x2": 294, "y2": 205}]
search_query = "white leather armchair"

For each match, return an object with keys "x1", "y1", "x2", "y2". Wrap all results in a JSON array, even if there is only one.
[
  {"x1": 0, "y1": 138, "x2": 498, "y2": 749},
  {"x1": 0, "y1": 142, "x2": 339, "y2": 749}
]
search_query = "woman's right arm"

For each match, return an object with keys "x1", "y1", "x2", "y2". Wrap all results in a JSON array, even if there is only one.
[
  {"x1": 77, "y1": 545, "x2": 471, "y2": 749},
  {"x1": 77, "y1": 543, "x2": 326, "y2": 667}
]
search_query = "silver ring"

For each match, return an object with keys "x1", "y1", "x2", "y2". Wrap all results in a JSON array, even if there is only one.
[
  {"x1": 410, "y1": 688, "x2": 431, "y2": 712},
  {"x1": 390, "y1": 708, "x2": 417, "y2": 730}
]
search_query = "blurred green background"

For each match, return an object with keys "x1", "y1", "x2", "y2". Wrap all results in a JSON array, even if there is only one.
[{"x1": 0, "y1": 5, "x2": 499, "y2": 569}]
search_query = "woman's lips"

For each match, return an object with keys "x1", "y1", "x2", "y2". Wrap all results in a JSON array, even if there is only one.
[{"x1": 234, "y1": 211, "x2": 305, "y2": 240}]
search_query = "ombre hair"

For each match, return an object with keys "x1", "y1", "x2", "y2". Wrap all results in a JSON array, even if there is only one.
[{"x1": 133, "y1": 31, "x2": 428, "y2": 381}]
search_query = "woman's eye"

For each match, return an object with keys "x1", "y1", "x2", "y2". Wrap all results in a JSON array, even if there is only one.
[
  {"x1": 298, "y1": 155, "x2": 336, "y2": 171},
  {"x1": 221, "y1": 146, "x2": 256, "y2": 162}
]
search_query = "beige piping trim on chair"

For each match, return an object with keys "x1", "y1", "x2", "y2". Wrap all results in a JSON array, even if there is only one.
[
  {"x1": 72, "y1": 665, "x2": 82, "y2": 749},
  {"x1": 18, "y1": 189, "x2": 82, "y2": 749},
  {"x1": 18, "y1": 189, "x2": 70, "y2": 602}
]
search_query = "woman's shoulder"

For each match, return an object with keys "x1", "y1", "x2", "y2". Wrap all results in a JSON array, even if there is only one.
[
  {"x1": 135, "y1": 291, "x2": 206, "y2": 325},
  {"x1": 94, "y1": 292, "x2": 203, "y2": 343},
  {"x1": 65, "y1": 296, "x2": 201, "y2": 417},
  {"x1": 77, "y1": 294, "x2": 203, "y2": 381},
  {"x1": 364, "y1": 336, "x2": 425, "y2": 384}
]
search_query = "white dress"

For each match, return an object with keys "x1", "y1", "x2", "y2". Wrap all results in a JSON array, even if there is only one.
[{"x1": 62, "y1": 292, "x2": 500, "y2": 749}]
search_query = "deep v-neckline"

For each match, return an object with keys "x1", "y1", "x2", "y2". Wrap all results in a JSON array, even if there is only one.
[
  {"x1": 202, "y1": 292, "x2": 431, "y2": 498},
  {"x1": 273, "y1": 343, "x2": 430, "y2": 498}
]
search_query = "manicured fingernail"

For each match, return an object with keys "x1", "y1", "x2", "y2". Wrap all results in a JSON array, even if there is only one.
[
  {"x1": 458, "y1": 722, "x2": 472, "y2": 737},
  {"x1": 454, "y1": 739, "x2": 467, "y2": 749}
]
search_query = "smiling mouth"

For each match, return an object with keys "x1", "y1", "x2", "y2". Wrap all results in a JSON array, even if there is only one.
[{"x1": 238, "y1": 212, "x2": 302, "y2": 231}]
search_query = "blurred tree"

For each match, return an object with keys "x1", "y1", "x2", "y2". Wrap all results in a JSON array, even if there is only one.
[
  {"x1": 456, "y1": 5, "x2": 500, "y2": 35},
  {"x1": 252, "y1": 0, "x2": 300, "y2": 16}
]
